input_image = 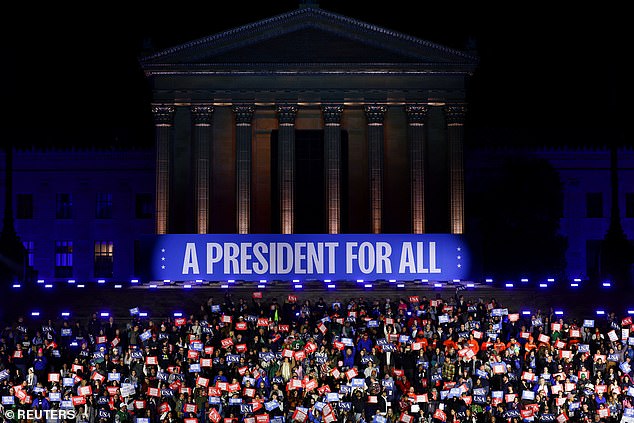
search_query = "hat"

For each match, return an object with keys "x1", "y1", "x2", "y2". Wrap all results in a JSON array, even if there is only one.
[{"x1": 121, "y1": 403, "x2": 127, "y2": 408}]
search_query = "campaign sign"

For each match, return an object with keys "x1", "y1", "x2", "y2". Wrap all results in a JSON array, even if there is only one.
[{"x1": 142, "y1": 234, "x2": 470, "y2": 281}]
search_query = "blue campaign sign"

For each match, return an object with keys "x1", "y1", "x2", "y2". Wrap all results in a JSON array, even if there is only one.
[{"x1": 142, "y1": 234, "x2": 469, "y2": 281}]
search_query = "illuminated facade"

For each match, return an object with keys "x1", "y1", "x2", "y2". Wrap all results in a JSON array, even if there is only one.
[{"x1": 140, "y1": 4, "x2": 477, "y2": 236}]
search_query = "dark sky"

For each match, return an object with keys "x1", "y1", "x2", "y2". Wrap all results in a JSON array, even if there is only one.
[{"x1": 4, "y1": 1, "x2": 627, "y2": 147}]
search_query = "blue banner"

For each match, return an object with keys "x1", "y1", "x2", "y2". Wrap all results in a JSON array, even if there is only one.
[{"x1": 143, "y1": 234, "x2": 469, "y2": 281}]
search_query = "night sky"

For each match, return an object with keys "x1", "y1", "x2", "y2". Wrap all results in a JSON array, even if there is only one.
[{"x1": 4, "y1": 1, "x2": 627, "y2": 148}]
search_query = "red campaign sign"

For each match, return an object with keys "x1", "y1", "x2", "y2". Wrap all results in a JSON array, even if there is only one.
[
  {"x1": 333, "y1": 341, "x2": 345, "y2": 350},
  {"x1": 278, "y1": 324, "x2": 290, "y2": 332},
  {"x1": 200, "y1": 358, "x2": 213, "y2": 368},
  {"x1": 508, "y1": 313, "x2": 520, "y2": 322},
  {"x1": 72, "y1": 364, "x2": 83, "y2": 373},
  {"x1": 244, "y1": 388, "x2": 256, "y2": 397},
  {"x1": 147, "y1": 387, "x2": 160, "y2": 397},
  {"x1": 167, "y1": 366, "x2": 181, "y2": 374},
  {"x1": 622, "y1": 317, "x2": 633, "y2": 326},
  {"x1": 238, "y1": 366, "x2": 248, "y2": 376},
  {"x1": 292, "y1": 410, "x2": 307, "y2": 423},
  {"x1": 305, "y1": 379, "x2": 318, "y2": 391},
  {"x1": 107, "y1": 386, "x2": 119, "y2": 396},
  {"x1": 433, "y1": 409, "x2": 447, "y2": 422},
  {"x1": 283, "y1": 349, "x2": 294, "y2": 358},
  {"x1": 170, "y1": 380, "x2": 182, "y2": 391},
  {"x1": 520, "y1": 410, "x2": 534, "y2": 418},
  {"x1": 318, "y1": 322, "x2": 327, "y2": 334},
  {"x1": 196, "y1": 377, "x2": 210, "y2": 387},
  {"x1": 597, "y1": 408, "x2": 610, "y2": 418},
  {"x1": 221, "y1": 315, "x2": 232, "y2": 324},
  {"x1": 331, "y1": 369, "x2": 341, "y2": 379},
  {"x1": 570, "y1": 329, "x2": 581, "y2": 338},
  {"x1": 72, "y1": 396, "x2": 86, "y2": 406},
  {"x1": 236, "y1": 344, "x2": 247, "y2": 353},
  {"x1": 400, "y1": 413, "x2": 413, "y2": 423},
  {"x1": 473, "y1": 330, "x2": 484, "y2": 339},
  {"x1": 158, "y1": 402, "x2": 171, "y2": 414},
  {"x1": 317, "y1": 385, "x2": 331, "y2": 395},
  {"x1": 235, "y1": 322, "x2": 247, "y2": 331},
  {"x1": 181, "y1": 387, "x2": 191, "y2": 395},
  {"x1": 221, "y1": 338, "x2": 234, "y2": 348},
  {"x1": 175, "y1": 318, "x2": 187, "y2": 327},
  {"x1": 294, "y1": 351, "x2": 306, "y2": 361},
  {"x1": 556, "y1": 413, "x2": 568, "y2": 423},
  {"x1": 217, "y1": 382, "x2": 228, "y2": 391},
  {"x1": 48, "y1": 373, "x2": 60, "y2": 382},
  {"x1": 209, "y1": 409, "x2": 221, "y2": 423},
  {"x1": 256, "y1": 415, "x2": 269, "y2": 423},
  {"x1": 184, "y1": 419, "x2": 198, "y2": 423},
  {"x1": 304, "y1": 342, "x2": 317, "y2": 354},
  {"x1": 228, "y1": 383, "x2": 241, "y2": 392},
  {"x1": 96, "y1": 336, "x2": 107, "y2": 344},
  {"x1": 209, "y1": 387, "x2": 222, "y2": 397},
  {"x1": 463, "y1": 396, "x2": 472, "y2": 405},
  {"x1": 257, "y1": 318, "x2": 270, "y2": 327},
  {"x1": 538, "y1": 334, "x2": 550, "y2": 344},
  {"x1": 554, "y1": 340, "x2": 566, "y2": 349},
  {"x1": 184, "y1": 403, "x2": 197, "y2": 413},
  {"x1": 146, "y1": 356, "x2": 158, "y2": 365},
  {"x1": 252, "y1": 292, "x2": 263, "y2": 299},
  {"x1": 245, "y1": 418, "x2": 256, "y2": 423},
  {"x1": 13, "y1": 350, "x2": 23, "y2": 358},
  {"x1": 409, "y1": 296, "x2": 420, "y2": 304},
  {"x1": 188, "y1": 350, "x2": 200, "y2": 360},
  {"x1": 78, "y1": 385, "x2": 93, "y2": 396},
  {"x1": 135, "y1": 400, "x2": 146, "y2": 409},
  {"x1": 520, "y1": 331, "x2": 530, "y2": 339},
  {"x1": 91, "y1": 372, "x2": 105, "y2": 382},
  {"x1": 204, "y1": 346, "x2": 214, "y2": 355},
  {"x1": 288, "y1": 295, "x2": 297, "y2": 303},
  {"x1": 346, "y1": 368, "x2": 358, "y2": 379}
]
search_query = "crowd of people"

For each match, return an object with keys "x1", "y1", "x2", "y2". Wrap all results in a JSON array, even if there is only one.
[{"x1": 1, "y1": 289, "x2": 634, "y2": 423}]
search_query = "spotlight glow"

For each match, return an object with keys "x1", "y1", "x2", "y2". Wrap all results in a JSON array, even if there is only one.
[
  {"x1": 505, "y1": 283, "x2": 514, "y2": 288},
  {"x1": 554, "y1": 310, "x2": 563, "y2": 315}
]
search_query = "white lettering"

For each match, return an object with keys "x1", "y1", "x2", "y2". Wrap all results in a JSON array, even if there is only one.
[
  {"x1": 346, "y1": 242, "x2": 358, "y2": 273},
  {"x1": 224, "y1": 243, "x2": 239, "y2": 274},
  {"x1": 206, "y1": 243, "x2": 222, "y2": 274},
  {"x1": 399, "y1": 242, "x2": 416, "y2": 274},
  {"x1": 325, "y1": 242, "x2": 338, "y2": 274},
  {"x1": 358, "y1": 242, "x2": 375, "y2": 274},
  {"x1": 376, "y1": 242, "x2": 392, "y2": 273},
  {"x1": 429, "y1": 242, "x2": 441, "y2": 273},
  {"x1": 277, "y1": 243, "x2": 293, "y2": 274},
  {"x1": 307, "y1": 243, "x2": 324, "y2": 274},
  {"x1": 294, "y1": 242, "x2": 306, "y2": 274},
  {"x1": 240, "y1": 243, "x2": 252, "y2": 274},
  {"x1": 182, "y1": 243, "x2": 200, "y2": 274},
  {"x1": 416, "y1": 242, "x2": 429, "y2": 273},
  {"x1": 253, "y1": 243, "x2": 268, "y2": 274}
]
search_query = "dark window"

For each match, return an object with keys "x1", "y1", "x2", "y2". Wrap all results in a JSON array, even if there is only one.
[
  {"x1": 94, "y1": 241, "x2": 114, "y2": 278},
  {"x1": 135, "y1": 193, "x2": 153, "y2": 219},
  {"x1": 96, "y1": 193, "x2": 113, "y2": 219},
  {"x1": 23, "y1": 241, "x2": 34, "y2": 267},
  {"x1": 55, "y1": 241, "x2": 73, "y2": 278},
  {"x1": 56, "y1": 193, "x2": 72, "y2": 219},
  {"x1": 586, "y1": 193, "x2": 603, "y2": 218},
  {"x1": 626, "y1": 193, "x2": 634, "y2": 218},
  {"x1": 16, "y1": 194, "x2": 33, "y2": 219}
]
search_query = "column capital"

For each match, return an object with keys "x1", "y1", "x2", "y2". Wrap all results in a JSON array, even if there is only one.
[
  {"x1": 445, "y1": 105, "x2": 467, "y2": 125},
  {"x1": 405, "y1": 104, "x2": 429, "y2": 126},
  {"x1": 233, "y1": 105, "x2": 255, "y2": 125},
  {"x1": 191, "y1": 105, "x2": 214, "y2": 126},
  {"x1": 364, "y1": 104, "x2": 387, "y2": 125},
  {"x1": 276, "y1": 104, "x2": 298, "y2": 126},
  {"x1": 151, "y1": 105, "x2": 175, "y2": 125},
  {"x1": 322, "y1": 104, "x2": 344, "y2": 126}
]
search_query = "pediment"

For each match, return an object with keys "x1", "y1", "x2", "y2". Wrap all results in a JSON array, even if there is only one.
[{"x1": 141, "y1": 8, "x2": 477, "y2": 69}]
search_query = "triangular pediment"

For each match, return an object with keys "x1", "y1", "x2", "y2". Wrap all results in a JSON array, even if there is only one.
[{"x1": 141, "y1": 7, "x2": 477, "y2": 69}]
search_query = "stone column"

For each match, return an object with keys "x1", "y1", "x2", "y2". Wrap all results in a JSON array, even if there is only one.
[
  {"x1": 445, "y1": 105, "x2": 466, "y2": 235},
  {"x1": 152, "y1": 104, "x2": 175, "y2": 235},
  {"x1": 365, "y1": 104, "x2": 387, "y2": 234},
  {"x1": 276, "y1": 104, "x2": 298, "y2": 234},
  {"x1": 191, "y1": 105, "x2": 214, "y2": 235},
  {"x1": 406, "y1": 105, "x2": 428, "y2": 234},
  {"x1": 233, "y1": 105, "x2": 255, "y2": 234},
  {"x1": 323, "y1": 105, "x2": 343, "y2": 234}
]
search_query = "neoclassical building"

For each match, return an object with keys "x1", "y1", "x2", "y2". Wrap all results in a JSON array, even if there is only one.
[{"x1": 140, "y1": 3, "x2": 478, "y2": 237}]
